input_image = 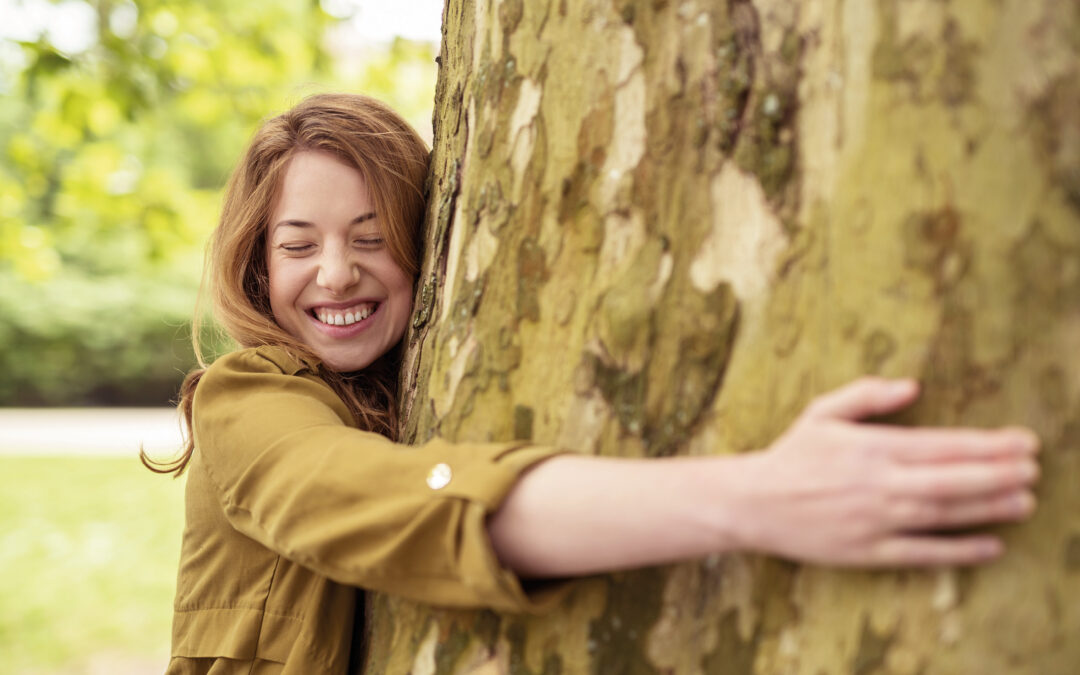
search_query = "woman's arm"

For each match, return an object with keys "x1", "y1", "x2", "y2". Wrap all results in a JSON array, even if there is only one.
[{"x1": 489, "y1": 378, "x2": 1040, "y2": 576}]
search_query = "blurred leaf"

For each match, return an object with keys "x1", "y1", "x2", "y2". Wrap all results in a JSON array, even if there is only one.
[{"x1": 0, "y1": 0, "x2": 439, "y2": 405}]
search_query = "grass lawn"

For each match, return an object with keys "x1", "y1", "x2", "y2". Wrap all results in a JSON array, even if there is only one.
[{"x1": 0, "y1": 455, "x2": 185, "y2": 674}]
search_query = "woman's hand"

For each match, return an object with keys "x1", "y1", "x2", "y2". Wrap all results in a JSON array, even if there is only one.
[
  {"x1": 730, "y1": 377, "x2": 1040, "y2": 567},
  {"x1": 490, "y1": 377, "x2": 1040, "y2": 577}
]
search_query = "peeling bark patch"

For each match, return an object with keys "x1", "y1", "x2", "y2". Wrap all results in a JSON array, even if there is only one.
[
  {"x1": 448, "y1": 277, "x2": 486, "y2": 335},
  {"x1": 475, "y1": 53, "x2": 518, "y2": 107},
  {"x1": 901, "y1": 206, "x2": 969, "y2": 292},
  {"x1": 910, "y1": 301, "x2": 983, "y2": 423},
  {"x1": 714, "y1": 2, "x2": 801, "y2": 207},
  {"x1": 1011, "y1": 221, "x2": 1080, "y2": 311},
  {"x1": 713, "y1": 3, "x2": 757, "y2": 154},
  {"x1": 466, "y1": 220, "x2": 500, "y2": 282},
  {"x1": 851, "y1": 615, "x2": 896, "y2": 675},
  {"x1": 440, "y1": 334, "x2": 480, "y2": 419},
  {"x1": 599, "y1": 26, "x2": 646, "y2": 206},
  {"x1": 691, "y1": 164, "x2": 787, "y2": 300},
  {"x1": 1065, "y1": 534, "x2": 1080, "y2": 571},
  {"x1": 559, "y1": 161, "x2": 599, "y2": 223},
  {"x1": 412, "y1": 275, "x2": 436, "y2": 330},
  {"x1": 433, "y1": 623, "x2": 471, "y2": 672},
  {"x1": 411, "y1": 621, "x2": 439, "y2": 675},
  {"x1": 733, "y1": 76, "x2": 799, "y2": 203},
  {"x1": 861, "y1": 329, "x2": 897, "y2": 374},
  {"x1": 873, "y1": 3, "x2": 981, "y2": 107},
  {"x1": 598, "y1": 238, "x2": 665, "y2": 367},
  {"x1": 541, "y1": 652, "x2": 563, "y2": 675},
  {"x1": 938, "y1": 19, "x2": 978, "y2": 106},
  {"x1": 587, "y1": 353, "x2": 647, "y2": 435},
  {"x1": 613, "y1": 0, "x2": 636, "y2": 26},
  {"x1": 650, "y1": 283, "x2": 738, "y2": 454},
  {"x1": 589, "y1": 569, "x2": 665, "y2": 674},
  {"x1": 1038, "y1": 365, "x2": 1067, "y2": 413},
  {"x1": 589, "y1": 280, "x2": 739, "y2": 454},
  {"x1": 699, "y1": 610, "x2": 760, "y2": 675},
  {"x1": 871, "y1": 0, "x2": 934, "y2": 88},
  {"x1": 517, "y1": 237, "x2": 547, "y2": 322},
  {"x1": 1028, "y1": 72, "x2": 1080, "y2": 211},
  {"x1": 510, "y1": 78, "x2": 543, "y2": 179},
  {"x1": 506, "y1": 619, "x2": 531, "y2": 675},
  {"x1": 433, "y1": 159, "x2": 463, "y2": 281},
  {"x1": 499, "y1": 0, "x2": 523, "y2": 34},
  {"x1": 577, "y1": 93, "x2": 615, "y2": 168},
  {"x1": 589, "y1": 281, "x2": 739, "y2": 453},
  {"x1": 513, "y1": 404, "x2": 534, "y2": 440}
]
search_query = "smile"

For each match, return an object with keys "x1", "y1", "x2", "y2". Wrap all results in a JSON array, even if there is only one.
[{"x1": 310, "y1": 302, "x2": 378, "y2": 327}]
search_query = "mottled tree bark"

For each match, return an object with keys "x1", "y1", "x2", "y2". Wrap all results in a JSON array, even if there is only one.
[{"x1": 362, "y1": 1, "x2": 1080, "y2": 673}]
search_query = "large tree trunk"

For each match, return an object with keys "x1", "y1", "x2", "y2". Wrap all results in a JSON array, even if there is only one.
[{"x1": 363, "y1": 0, "x2": 1080, "y2": 672}]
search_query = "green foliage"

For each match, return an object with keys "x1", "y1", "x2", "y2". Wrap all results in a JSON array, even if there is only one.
[
  {"x1": 0, "y1": 456, "x2": 185, "y2": 672},
  {"x1": 0, "y1": 0, "x2": 437, "y2": 405}
]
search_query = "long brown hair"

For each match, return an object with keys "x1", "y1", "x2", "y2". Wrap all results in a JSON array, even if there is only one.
[{"x1": 142, "y1": 93, "x2": 429, "y2": 476}]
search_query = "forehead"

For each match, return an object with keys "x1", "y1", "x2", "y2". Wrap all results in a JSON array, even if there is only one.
[{"x1": 271, "y1": 150, "x2": 373, "y2": 224}]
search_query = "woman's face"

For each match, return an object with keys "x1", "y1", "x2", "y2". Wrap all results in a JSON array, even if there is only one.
[{"x1": 266, "y1": 150, "x2": 413, "y2": 372}]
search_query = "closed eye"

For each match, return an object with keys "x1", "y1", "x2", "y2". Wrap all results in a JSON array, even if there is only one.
[
  {"x1": 280, "y1": 243, "x2": 314, "y2": 253},
  {"x1": 354, "y1": 238, "x2": 384, "y2": 247}
]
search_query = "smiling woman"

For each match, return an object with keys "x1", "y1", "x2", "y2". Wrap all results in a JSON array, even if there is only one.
[{"x1": 267, "y1": 151, "x2": 414, "y2": 372}]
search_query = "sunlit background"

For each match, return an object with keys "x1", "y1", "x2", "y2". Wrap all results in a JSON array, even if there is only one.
[{"x1": 0, "y1": 0, "x2": 441, "y2": 671}]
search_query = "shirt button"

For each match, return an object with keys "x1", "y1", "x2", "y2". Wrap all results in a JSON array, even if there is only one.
[{"x1": 426, "y1": 463, "x2": 452, "y2": 490}]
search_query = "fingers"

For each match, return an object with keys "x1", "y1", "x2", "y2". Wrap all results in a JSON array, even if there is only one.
[
  {"x1": 891, "y1": 457, "x2": 1039, "y2": 499},
  {"x1": 872, "y1": 426, "x2": 1040, "y2": 463},
  {"x1": 889, "y1": 490, "x2": 1037, "y2": 531},
  {"x1": 805, "y1": 377, "x2": 919, "y2": 422},
  {"x1": 869, "y1": 535, "x2": 1004, "y2": 567}
]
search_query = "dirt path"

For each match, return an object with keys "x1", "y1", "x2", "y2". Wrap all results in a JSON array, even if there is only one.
[{"x1": 0, "y1": 407, "x2": 182, "y2": 456}]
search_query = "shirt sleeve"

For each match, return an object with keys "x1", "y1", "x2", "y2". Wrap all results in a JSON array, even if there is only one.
[{"x1": 192, "y1": 347, "x2": 570, "y2": 614}]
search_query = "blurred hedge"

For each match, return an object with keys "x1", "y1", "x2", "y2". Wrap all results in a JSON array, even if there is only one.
[{"x1": 0, "y1": 1, "x2": 436, "y2": 405}]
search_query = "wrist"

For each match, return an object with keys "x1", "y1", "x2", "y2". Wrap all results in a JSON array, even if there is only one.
[
  {"x1": 709, "y1": 451, "x2": 771, "y2": 556},
  {"x1": 680, "y1": 453, "x2": 764, "y2": 557}
]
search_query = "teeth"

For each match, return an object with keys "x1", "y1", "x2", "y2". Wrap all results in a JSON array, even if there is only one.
[{"x1": 313, "y1": 303, "x2": 376, "y2": 326}]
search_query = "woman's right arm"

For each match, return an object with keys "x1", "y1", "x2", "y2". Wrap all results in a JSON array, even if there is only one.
[{"x1": 489, "y1": 377, "x2": 1040, "y2": 577}]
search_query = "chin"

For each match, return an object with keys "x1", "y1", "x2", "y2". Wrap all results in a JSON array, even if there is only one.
[{"x1": 323, "y1": 356, "x2": 377, "y2": 373}]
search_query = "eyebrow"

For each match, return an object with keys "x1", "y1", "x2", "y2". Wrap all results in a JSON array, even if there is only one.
[{"x1": 271, "y1": 212, "x2": 377, "y2": 232}]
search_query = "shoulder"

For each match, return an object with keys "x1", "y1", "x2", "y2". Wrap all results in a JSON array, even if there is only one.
[
  {"x1": 207, "y1": 341, "x2": 315, "y2": 373},
  {"x1": 205, "y1": 345, "x2": 320, "y2": 379},
  {"x1": 197, "y1": 346, "x2": 344, "y2": 418},
  {"x1": 194, "y1": 347, "x2": 353, "y2": 436}
]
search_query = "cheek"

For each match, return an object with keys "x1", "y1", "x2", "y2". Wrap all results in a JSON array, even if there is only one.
[
  {"x1": 267, "y1": 261, "x2": 301, "y2": 320},
  {"x1": 395, "y1": 273, "x2": 415, "y2": 309},
  {"x1": 381, "y1": 265, "x2": 415, "y2": 327},
  {"x1": 266, "y1": 262, "x2": 284, "y2": 308}
]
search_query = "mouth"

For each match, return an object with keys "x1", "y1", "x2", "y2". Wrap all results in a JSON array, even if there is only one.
[{"x1": 308, "y1": 301, "x2": 379, "y2": 327}]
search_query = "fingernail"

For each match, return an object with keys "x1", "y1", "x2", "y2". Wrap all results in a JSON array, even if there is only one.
[
  {"x1": 1014, "y1": 493, "x2": 1036, "y2": 516},
  {"x1": 1022, "y1": 460, "x2": 1040, "y2": 481},
  {"x1": 982, "y1": 539, "x2": 1004, "y2": 558},
  {"x1": 1015, "y1": 462, "x2": 1036, "y2": 483},
  {"x1": 1014, "y1": 429, "x2": 1040, "y2": 453},
  {"x1": 1001, "y1": 427, "x2": 1039, "y2": 453},
  {"x1": 893, "y1": 379, "x2": 917, "y2": 394}
]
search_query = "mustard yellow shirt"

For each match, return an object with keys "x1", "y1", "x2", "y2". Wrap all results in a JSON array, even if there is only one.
[{"x1": 166, "y1": 346, "x2": 566, "y2": 674}]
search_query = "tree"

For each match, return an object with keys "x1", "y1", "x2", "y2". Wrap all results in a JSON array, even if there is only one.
[
  {"x1": 365, "y1": 0, "x2": 1080, "y2": 672},
  {"x1": 0, "y1": 1, "x2": 437, "y2": 406}
]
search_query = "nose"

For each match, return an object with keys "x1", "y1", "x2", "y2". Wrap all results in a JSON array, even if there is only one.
[{"x1": 315, "y1": 248, "x2": 360, "y2": 294}]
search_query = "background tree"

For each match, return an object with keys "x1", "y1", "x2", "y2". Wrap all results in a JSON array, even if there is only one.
[
  {"x1": 366, "y1": 0, "x2": 1080, "y2": 672},
  {"x1": 0, "y1": 0, "x2": 436, "y2": 406}
]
